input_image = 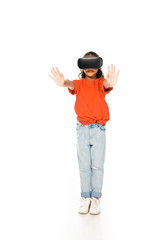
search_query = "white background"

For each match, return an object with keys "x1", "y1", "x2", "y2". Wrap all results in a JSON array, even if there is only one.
[{"x1": 0, "y1": 0, "x2": 160, "y2": 239}]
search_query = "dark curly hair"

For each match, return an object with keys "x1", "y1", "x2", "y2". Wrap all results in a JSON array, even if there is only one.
[{"x1": 78, "y1": 51, "x2": 104, "y2": 79}]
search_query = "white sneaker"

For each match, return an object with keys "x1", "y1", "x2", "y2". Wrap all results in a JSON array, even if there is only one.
[
  {"x1": 89, "y1": 197, "x2": 101, "y2": 215},
  {"x1": 78, "y1": 197, "x2": 91, "y2": 214}
]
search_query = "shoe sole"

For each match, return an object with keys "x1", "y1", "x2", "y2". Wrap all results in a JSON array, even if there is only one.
[
  {"x1": 78, "y1": 206, "x2": 90, "y2": 214},
  {"x1": 78, "y1": 211, "x2": 89, "y2": 214},
  {"x1": 89, "y1": 211, "x2": 101, "y2": 215}
]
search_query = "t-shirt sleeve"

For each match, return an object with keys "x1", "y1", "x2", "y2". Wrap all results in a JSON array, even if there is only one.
[
  {"x1": 104, "y1": 86, "x2": 113, "y2": 95},
  {"x1": 68, "y1": 80, "x2": 81, "y2": 95}
]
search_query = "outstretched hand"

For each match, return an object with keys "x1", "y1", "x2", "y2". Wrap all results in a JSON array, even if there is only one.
[
  {"x1": 106, "y1": 64, "x2": 120, "y2": 87},
  {"x1": 48, "y1": 66, "x2": 66, "y2": 87}
]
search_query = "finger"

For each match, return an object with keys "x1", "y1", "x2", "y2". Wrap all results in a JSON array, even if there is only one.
[
  {"x1": 59, "y1": 72, "x2": 63, "y2": 79},
  {"x1": 116, "y1": 70, "x2": 120, "y2": 78},
  {"x1": 61, "y1": 72, "x2": 64, "y2": 79},
  {"x1": 58, "y1": 70, "x2": 63, "y2": 79},
  {"x1": 51, "y1": 66, "x2": 57, "y2": 73},
  {"x1": 48, "y1": 74, "x2": 53, "y2": 79},
  {"x1": 108, "y1": 65, "x2": 110, "y2": 73},
  {"x1": 56, "y1": 67, "x2": 61, "y2": 76},
  {"x1": 111, "y1": 64, "x2": 114, "y2": 73},
  {"x1": 114, "y1": 65, "x2": 115, "y2": 73},
  {"x1": 51, "y1": 67, "x2": 58, "y2": 76}
]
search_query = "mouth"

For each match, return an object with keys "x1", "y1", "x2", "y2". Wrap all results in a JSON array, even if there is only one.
[{"x1": 86, "y1": 70, "x2": 94, "y2": 73}]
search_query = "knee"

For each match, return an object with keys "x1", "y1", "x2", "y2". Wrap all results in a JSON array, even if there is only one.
[{"x1": 91, "y1": 166, "x2": 104, "y2": 172}]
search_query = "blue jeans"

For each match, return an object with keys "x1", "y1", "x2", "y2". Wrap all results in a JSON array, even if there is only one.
[{"x1": 76, "y1": 120, "x2": 106, "y2": 199}]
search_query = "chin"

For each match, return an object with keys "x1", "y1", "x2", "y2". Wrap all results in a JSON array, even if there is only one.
[{"x1": 86, "y1": 73, "x2": 95, "y2": 76}]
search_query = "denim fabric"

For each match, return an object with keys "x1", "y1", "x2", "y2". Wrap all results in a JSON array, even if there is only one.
[{"x1": 76, "y1": 120, "x2": 106, "y2": 199}]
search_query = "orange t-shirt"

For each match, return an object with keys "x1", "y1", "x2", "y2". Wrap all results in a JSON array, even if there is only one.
[{"x1": 68, "y1": 77, "x2": 113, "y2": 125}]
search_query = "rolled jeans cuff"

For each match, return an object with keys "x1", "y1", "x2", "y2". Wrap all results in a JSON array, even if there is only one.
[
  {"x1": 81, "y1": 192, "x2": 91, "y2": 198},
  {"x1": 91, "y1": 191, "x2": 102, "y2": 199}
]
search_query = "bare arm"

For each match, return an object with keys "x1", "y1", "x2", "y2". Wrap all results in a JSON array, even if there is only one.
[
  {"x1": 64, "y1": 79, "x2": 75, "y2": 90},
  {"x1": 48, "y1": 66, "x2": 74, "y2": 90},
  {"x1": 103, "y1": 79, "x2": 111, "y2": 89}
]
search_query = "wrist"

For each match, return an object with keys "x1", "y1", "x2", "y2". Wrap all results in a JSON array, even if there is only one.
[{"x1": 103, "y1": 79, "x2": 112, "y2": 88}]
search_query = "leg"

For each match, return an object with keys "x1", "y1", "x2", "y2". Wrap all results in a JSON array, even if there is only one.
[
  {"x1": 90, "y1": 125, "x2": 106, "y2": 198},
  {"x1": 76, "y1": 123, "x2": 91, "y2": 198}
]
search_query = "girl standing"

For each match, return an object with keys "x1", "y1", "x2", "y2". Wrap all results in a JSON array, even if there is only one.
[{"x1": 48, "y1": 51, "x2": 120, "y2": 215}]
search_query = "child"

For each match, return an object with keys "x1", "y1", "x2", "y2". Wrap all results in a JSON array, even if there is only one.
[{"x1": 48, "y1": 51, "x2": 120, "y2": 215}]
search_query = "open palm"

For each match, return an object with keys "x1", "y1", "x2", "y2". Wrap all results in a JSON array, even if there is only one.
[
  {"x1": 48, "y1": 66, "x2": 66, "y2": 87},
  {"x1": 106, "y1": 64, "x2": 120, "y2": 87}
]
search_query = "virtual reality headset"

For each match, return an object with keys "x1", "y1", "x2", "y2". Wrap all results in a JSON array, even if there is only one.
[{"x1": 77, "y1": 57, "x2": 103, "y2": 69}]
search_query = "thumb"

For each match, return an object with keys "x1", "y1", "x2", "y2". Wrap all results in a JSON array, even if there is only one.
[{"x1": 61, "y1": 72, "x2": 65, "y2": 80}]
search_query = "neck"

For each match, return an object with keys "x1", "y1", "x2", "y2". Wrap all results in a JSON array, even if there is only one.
[{"x1": 85, "y1": 76, "x2": 98, "y2": 81}]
